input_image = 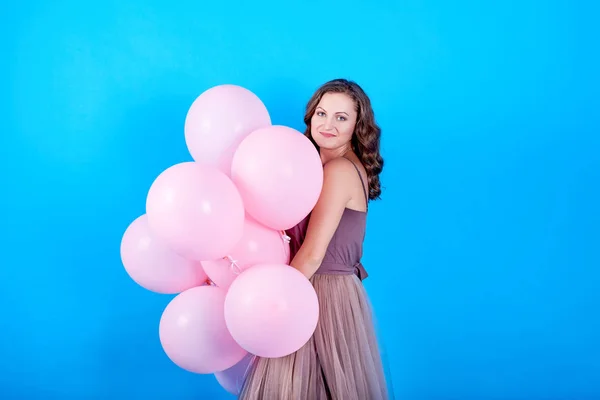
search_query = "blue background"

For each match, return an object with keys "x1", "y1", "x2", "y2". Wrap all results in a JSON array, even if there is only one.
[{"x1": 2, "y1": 1, "x2": 599, "y2": 399}]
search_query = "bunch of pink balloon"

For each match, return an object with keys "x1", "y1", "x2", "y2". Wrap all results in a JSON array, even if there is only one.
[{"x1": 119, "y1": 84, "x2": 323, "y2": 395}]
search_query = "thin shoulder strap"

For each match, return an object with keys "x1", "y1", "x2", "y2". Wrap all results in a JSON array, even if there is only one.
[{"x1": 345, "y1": 158, "x2": 369, "y2": 209}]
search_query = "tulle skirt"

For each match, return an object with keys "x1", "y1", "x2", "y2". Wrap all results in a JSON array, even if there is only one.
[{"x1": 238, "y1": 273, "x2": 391, "y2": 400}]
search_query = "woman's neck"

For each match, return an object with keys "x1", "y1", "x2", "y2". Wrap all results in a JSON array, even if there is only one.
[{"x1": 319, "y1": 144, "x2": 352, "y2": 165}]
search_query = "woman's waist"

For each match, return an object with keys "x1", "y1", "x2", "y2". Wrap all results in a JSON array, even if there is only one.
[{"x1": 316, "y1": 260, "x2": 368, "y2": 280}]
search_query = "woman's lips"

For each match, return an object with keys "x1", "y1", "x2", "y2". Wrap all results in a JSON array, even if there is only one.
[{"x1": 320, "y1": 132, "x2": 335, "y2": 138}]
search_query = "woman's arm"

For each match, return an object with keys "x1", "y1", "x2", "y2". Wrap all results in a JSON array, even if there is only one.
[{"x1": 290, "y1": 158, "x2": 355, "y2": 279}]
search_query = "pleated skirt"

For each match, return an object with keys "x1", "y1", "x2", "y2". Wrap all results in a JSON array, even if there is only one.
[{"x1": 238, "y1": 273, "x2": 391, "y2": 400}]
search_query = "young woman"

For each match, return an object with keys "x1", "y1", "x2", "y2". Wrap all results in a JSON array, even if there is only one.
[{"x1": 239, "y1": 78, "x2": 389, "y2": 400}]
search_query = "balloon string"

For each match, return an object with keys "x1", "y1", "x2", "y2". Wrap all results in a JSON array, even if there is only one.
[{"x1": 226, "y1": 255, "x2": 242, "y2": 275}]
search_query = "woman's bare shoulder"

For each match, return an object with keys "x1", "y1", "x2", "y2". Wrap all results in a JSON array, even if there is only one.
[{"x1": 323, "y1": 156, "x2": 358, "y2": 177}]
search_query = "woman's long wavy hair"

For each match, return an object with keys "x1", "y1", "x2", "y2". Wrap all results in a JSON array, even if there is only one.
[{"x1": 304, "y1": 78, "x2": 384, "y2": 200}]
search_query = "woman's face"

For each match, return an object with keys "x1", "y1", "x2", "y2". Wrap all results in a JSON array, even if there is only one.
[{"x1": 310, "y1": 92, "x2": 357, "y2": 150}]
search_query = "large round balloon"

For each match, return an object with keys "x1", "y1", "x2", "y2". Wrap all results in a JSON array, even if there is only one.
[
  {"x1": 224, "y1": 263, "x2": 319, "y2": 358},
  {"x1": 146, "y1": 162, "x2": 245, "y2": 261},
  {"x1": 201, "y1": 215, "x2": 290, "y2": 289},
  {"x1": 159, "y1": 286, "x2": 248, "y2": 374},
  {"x1": 120, "y1": 214, "x2": 207, "y2": 294},
  {"x1": 184, "y1": 84, "x2": 271, "y2": 176},
  {"x1": 231, "y1": 125, "x2": 323, "y2": 230}
]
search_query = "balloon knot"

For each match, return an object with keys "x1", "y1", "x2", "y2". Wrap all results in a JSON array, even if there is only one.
[
  {"x1": 281, "y1": 231, "x2": 291, "y2": 244},
  {"x1": 225, "y1": 255, "x2": 242, "y2": 275}
]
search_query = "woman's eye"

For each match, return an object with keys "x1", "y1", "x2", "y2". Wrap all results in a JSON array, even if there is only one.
[
  {"x1": 317, "y1": 111, "x2": 325, "y2": 117},
  {"x1": 338, "y1": 116, "x2": 346, "y2": 121}
]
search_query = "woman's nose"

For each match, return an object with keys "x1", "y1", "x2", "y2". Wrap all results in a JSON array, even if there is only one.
[{"x1": 324, "y1": 118, "x2": 335, "y2": 130}]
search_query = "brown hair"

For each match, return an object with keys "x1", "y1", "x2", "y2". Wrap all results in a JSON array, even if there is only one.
[{"x1": 303, "y1": 78, "x2": 384, "y2": 200}]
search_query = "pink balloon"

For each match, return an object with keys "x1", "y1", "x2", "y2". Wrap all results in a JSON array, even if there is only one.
[
  {"x1": 214, "y1": 353, "x2": 254, "y2": 396},
  {"x1": 120, "y1": 214, "x2": 207, "y2": 294},
  {"x1": 184, "y1": 84, "x2": 271, "y2": 175},
  {"x1": 159, "y1": 286, "x2": 248, "y2": 374},
  {"x1": 146, "y1": 162, "x2": 245, "y2": 261},
  {"x1": 231, "y1": 125, "x2": 323, "y2": 230},
  {"x1": 224, "y1": 263, "x2": 319, "y2": 358},
  {"x1": 202, "y1": 216, "x2": 290, "y2": 289}
]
